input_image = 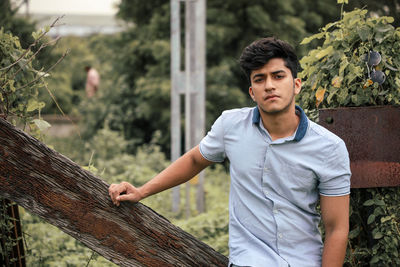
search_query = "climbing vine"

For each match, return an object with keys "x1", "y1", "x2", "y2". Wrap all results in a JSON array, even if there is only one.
[
  {"x1": 0, "y1": 18, "x2": 66, "y2": 264},
  {"x1": 298, "y1": 4, "x2": 400, "y2": 266}
]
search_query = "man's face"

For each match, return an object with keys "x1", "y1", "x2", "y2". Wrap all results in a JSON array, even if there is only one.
[{"x1": 249, "y1": 58, "x2": 301, "y2": 115}]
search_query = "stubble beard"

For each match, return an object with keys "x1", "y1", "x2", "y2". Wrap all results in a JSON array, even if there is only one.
[{"x1": 259, "y1": 87, "x2": 296, "y2": 116}]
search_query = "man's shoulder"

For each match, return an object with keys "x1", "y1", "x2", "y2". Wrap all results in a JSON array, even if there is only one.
[
  {"x1": 307, "y1": 120, "x2": 344, "y2": 145},
  {"x1": 221, "y1": 107, "x2": 254, "y2": 116},
  {"x1": 219, "y1": 107, "x2": 254, "y2": 125}
]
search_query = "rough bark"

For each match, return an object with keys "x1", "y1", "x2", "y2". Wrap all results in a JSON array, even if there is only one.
[{"x1": 0, "y1": 118, "x2": 229, "y2": 267}]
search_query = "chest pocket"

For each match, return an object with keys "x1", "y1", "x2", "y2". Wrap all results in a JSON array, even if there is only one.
[{"x1": 277, "y1": 164, "x2": 317, "y2": 206}]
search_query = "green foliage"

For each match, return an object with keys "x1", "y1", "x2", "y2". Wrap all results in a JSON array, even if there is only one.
[
  {"x1": 343, "y1": 0, "x2": 400, "y2": 28},
  {"x1": 299, "y1": 8, "x2": 400, "y2": 110},
  {"x1": 346, "y1": 188, "x2": 400, "y2": 266},
  {"x1": 0, "y1": 21, "x2": 62, "y2": 263},
  {"x1": 0, "y1": 201, "x2": 20, "y2": 264},
  {"x1": 0, "y1": 28, "x2": 45, "y2": 126},
  {"x1": 0, "y1": 0, "x2": 36, "y2": 48},
  {"x1": 39, "y1": 34, "x2": 110, "y2": 115},
  {"x1": 299, "y1": 7, "x2": 400, "y2": 266}
]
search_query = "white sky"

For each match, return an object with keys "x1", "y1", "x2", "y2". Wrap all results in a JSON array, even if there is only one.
[{"x1": 17, "y1": 0, "x2": 120, "y2": 15}]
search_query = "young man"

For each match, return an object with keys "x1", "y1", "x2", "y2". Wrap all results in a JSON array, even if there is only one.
[{"x1": 109, "y1": 37, "x2": 351, "y2": 267}]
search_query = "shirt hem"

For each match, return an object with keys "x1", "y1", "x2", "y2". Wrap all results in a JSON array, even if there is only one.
[
  {"x1": 319, "y1": 191, "x2": 350, "y2": 197},
  {"x1": 199, "y1": 143, "x2": 225, "y2": 163}
]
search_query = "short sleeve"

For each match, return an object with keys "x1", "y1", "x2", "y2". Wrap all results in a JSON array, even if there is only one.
[
  {"x1": 199, "y1": 113, "x2": 226, "y2": 162},
  {"x1": 318, "y1": 140, "x2": 351, "y2": 196}
]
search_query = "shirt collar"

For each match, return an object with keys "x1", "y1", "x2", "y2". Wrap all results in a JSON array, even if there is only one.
[{"x1": 252, "y1": 105, "x2": 308, "y2": 142}]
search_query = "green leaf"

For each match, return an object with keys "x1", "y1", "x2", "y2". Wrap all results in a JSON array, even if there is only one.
[
  {"x1": 348, "y1": 226, "x2": 360, "y2": 239},
  {"x1": 32, "y1": 31, "x2": 40, "y2": 40},
  {"x1": 339, "y1": 58, "x2": 349, "y2": 76},
  {"x1": 315, "y1": 46, "x2": 334, "y2": 60},
  {"x1": 357, "y1": 25, "x2": 371, "y2": 42},
  {"x1": 327, "y1": 88, "x2": 339, "y2": 104},
  {"x1": 374, "y1": 199, "x2": 385, "y2": 206},
  {"x1": 351, "y1": 94, "x2": 359, "y2": 105},
  {"x1": 300, "y1": 32, "x2": 325, "y2": 45},
  {"x1": 370, "y1": 255, "x2": 380, "y2": 264},
  {"x1": 337, "y1": 88, "x2": 348, "y2": 103},
  {"x1": 363, "y1": 199, "x2": 375, "y2": 206},
  {"x1": 367, "y1": 214, "x2": 375, "y2": 224},
  {"x1": 26, "y1": 99, "x2": 40, "y2": 112},
  {"x1": 32, "y1": 119, "x2": 51, "y2": 131},
  {"x1": 373, "y1": 231, "x2": 383, "y2": 239},
  {"x1": 380, "y1": 215, "x2": 393, "y2": 223}
]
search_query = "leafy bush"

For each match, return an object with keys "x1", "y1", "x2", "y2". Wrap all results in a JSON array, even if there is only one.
[
  {"x1": 298, "y1": 6, "x2": 400, "y2": 266},
  {"x1": 299, "y1": 9, "x2": 400, "y2": 110},
  {"x1": 0, "y1": 20, "x2": 75, "y2": 265}
]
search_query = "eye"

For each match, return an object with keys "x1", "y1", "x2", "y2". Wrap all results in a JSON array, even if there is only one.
[{"x1": 274, "y1": 74, "x2": 285, "y2": 79}]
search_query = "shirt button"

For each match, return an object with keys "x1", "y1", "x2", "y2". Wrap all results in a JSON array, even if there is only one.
[
  {"x1": 264, "y1": 167, "x2": 269, "y2": 172},
  {"x1": 278, "y1": 233, "x2": 283, "y2": 239},
  {"x1": 273, "y1": 209, "x2": 278, "y2": 214}
]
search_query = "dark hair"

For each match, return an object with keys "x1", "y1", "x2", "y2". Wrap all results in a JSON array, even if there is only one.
[{"x1": 239, "y1": 37, "x2": 299, "y2": 82}]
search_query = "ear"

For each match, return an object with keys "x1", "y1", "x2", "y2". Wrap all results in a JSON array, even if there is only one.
[
  {"x1": 249, "y1": 87, "x2": 255, "y2": 101},
  {"x1": 294, "y1": 78, "x2": 302, "y2": 96}
]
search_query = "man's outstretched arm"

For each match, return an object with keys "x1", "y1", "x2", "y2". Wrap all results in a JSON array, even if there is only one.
[
  {"x1": 320, "y1": 194, "x2": 350, "y2": 267},
  {"x1": 109, "y1": 145, "x2": 212, "y2": 206}
]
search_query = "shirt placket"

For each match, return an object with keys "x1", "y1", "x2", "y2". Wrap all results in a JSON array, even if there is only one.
[
  {"x1": 261, "y1": 142, "x2": 283, "y2": 253},
  {"x1": 258, "y1": 122, "x2": 289, "y2": 255}
]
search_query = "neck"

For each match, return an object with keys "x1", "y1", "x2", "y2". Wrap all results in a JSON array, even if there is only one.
[{"x1": 259, "y1": 104, "x2": 299, "y2": 141}]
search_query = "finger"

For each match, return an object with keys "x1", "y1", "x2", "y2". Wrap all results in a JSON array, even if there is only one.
[
  {"x1": 109, "y1": 184, "x2": 116, "y2": 198},
  {"x1": 109, "y1": 184, "x2": 118, "y2": 203},
  {"x1": 117, "y1": 194, "x2": 138, "y2": 203},
  {"x1": 110, "y1": 184, "x2": 124, "y2": 204}
]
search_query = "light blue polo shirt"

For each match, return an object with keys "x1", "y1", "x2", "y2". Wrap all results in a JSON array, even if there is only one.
[{"x1": 199, "y1": 105, "x2": 351, "y2": 267}]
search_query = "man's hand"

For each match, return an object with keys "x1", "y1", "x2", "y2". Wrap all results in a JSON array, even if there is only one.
[
  {"x1": 109, "y1": 182, "x2": 143, "y2": 206},
  {"x1": 108, "y1": 146, "x2": 212, "y2": 207}
]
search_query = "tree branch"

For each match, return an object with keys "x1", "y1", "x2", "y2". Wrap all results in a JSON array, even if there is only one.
[{"x1": 0, "y1": 118, "x2": 229, "y2": 266}]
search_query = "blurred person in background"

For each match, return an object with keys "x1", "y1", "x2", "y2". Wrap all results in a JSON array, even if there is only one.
[{"x1": 85, "y1": 65, "x2": 100, "y2": 98}]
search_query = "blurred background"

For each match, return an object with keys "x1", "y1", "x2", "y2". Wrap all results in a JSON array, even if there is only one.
[{"x1": 2, "y1": 0, "x2": 400, "y2": 265}]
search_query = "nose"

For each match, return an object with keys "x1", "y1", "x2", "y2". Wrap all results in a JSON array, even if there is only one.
[{"x1": 264, "y1": 77, "x2": 274, "y2": 91}]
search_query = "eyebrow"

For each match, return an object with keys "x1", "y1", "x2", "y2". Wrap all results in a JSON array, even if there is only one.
[{"x1": 251, "y1": 70, "x2": 286, "y2": 80}]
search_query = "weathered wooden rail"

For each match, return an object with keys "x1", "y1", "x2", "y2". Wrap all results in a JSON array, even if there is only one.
[{"x1": 0, "y1": 118, "x2": 228, "y2": 266}]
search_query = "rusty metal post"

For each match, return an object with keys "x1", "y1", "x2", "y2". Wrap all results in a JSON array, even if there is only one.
[
  {"x1": 0, "y1": 199, "x2": 26, "y2": 267},
  {"x1": 319, "y1": 106, "x2": 400, "y2": 188}
]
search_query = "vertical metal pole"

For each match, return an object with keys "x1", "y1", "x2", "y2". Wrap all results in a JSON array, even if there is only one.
[
  {"x1": 25, "y1": 0, "x2": 30, "y2": 18},
  {"x1": 170, "y1": 0, "x2": 181, "y2": 213},
  {"x1": 184, "y1": 0, "x2": 195, "y2": 218},
  {"x1": 195, "y1": 0, "x2": 206, "y2": 213},
  {"x1": 170, "y1": 0, "x2": 206, "y2": 215}
]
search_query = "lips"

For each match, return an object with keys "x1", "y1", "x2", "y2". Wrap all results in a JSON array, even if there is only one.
[{"x1": 265, "y1": 95, "x2": 279, "y2": 101}]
